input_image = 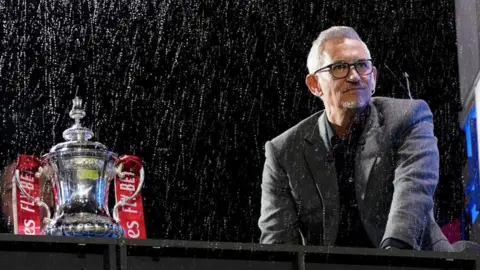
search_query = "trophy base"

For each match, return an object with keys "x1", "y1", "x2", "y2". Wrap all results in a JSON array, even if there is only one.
[{"x1": 45, "y1": 212, "x2": 125, "y2": 238}]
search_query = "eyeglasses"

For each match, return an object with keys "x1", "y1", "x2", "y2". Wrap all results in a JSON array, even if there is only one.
[{"x1": 313, "y1": 59, "x2": 374, "y2": 79}]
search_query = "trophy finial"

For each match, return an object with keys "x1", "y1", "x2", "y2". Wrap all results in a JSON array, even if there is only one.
[
  {"x1": 62, "y1": 96, "x2": 94, "y2": 142},
  {"x1": 73, "y1": 96, "x2": 82, "y2": 107},
  {"x1": 69, "y1": 97, "x2": 86, "y2": 125}
]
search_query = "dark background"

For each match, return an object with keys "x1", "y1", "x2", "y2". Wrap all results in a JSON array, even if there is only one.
[{"x1": 0, "y1": 0, "x2": 466, "y2": 242}]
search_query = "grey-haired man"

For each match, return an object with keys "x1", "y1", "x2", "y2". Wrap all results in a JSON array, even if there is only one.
[{"x1": 258, "y1": 26, "x2": 453, "y2": 251}]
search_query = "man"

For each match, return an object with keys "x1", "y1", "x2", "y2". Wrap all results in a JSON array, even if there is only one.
[{"x1": 258, "y1": 26, "x2": 453, "y2": 251}]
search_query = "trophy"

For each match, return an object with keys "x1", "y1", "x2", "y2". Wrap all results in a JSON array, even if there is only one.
[{"x1": 11, "y1": 97, "x2": 146, "y2": 238}]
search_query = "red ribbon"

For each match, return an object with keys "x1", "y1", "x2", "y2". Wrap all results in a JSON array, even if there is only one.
[
  {"x1": 114, "y1": 155, "x2": 147, "y2": 239},
  {"x1": 11, "y1": 154, "x2": 42, "y2": 235}
]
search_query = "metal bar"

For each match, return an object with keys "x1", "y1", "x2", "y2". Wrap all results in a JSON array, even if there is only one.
[
  {"x1": 293, "y1": 250, "x2": 305, "y2": 270},
  {"x1": 117, "y1": 240, "x2": 128, "y2": 270},
  {"x1": 104, "y1": 244, "x2": 117, "y2": 270}
]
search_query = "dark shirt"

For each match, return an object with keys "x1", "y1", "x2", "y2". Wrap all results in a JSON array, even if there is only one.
[
  {"x1": 324, "y1": 108, "x2": 411, "y2": 250},
  {"x1": 325, "y1": 108, "x2": 373, "y2": 248}
]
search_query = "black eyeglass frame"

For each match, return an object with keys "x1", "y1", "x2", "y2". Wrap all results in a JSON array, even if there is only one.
[{"x1": 312, "y1": 59, "x2": 374, "y2": 79}]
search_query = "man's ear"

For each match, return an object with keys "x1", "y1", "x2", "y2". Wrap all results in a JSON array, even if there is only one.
[
  {"x1": 306, "y1": 74, "x2": 322, "y2": 97},
  {"x1": 372, "y1": 66, "x2": 377, "y2": 90}
]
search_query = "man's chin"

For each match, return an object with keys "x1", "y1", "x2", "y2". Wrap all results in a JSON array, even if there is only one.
[{"x1": 341, "y1": 97, "x2": 369, "y2": 111}]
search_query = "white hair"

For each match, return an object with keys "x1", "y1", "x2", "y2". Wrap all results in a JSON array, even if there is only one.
[{"x1": 306, "y1": 26, "x2": 364, "y2": 74}]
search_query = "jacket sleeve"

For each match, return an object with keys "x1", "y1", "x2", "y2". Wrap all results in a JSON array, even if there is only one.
[
  {"x1": 258, "y1": 141, "x2": 300, "y2": 244},
  {"x1": 381, "y1": 100, "x2": 439, "y2": 250}
]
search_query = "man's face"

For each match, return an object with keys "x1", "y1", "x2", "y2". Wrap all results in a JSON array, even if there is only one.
[{"x1": 306, "y1": 38, "x2": 377, "y2": 111}]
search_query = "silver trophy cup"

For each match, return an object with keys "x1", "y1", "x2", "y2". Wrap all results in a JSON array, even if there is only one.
[{"x1": 14, "y1": 97, "x2": 144, "y2": 237}]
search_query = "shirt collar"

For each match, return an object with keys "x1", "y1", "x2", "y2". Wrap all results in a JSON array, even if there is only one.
[{"x1": 323, "y1": 106, "x2": 370, "y2": 146}]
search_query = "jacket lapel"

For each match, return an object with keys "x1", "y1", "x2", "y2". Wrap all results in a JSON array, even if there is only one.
[
  {"x1": 354, "y1": 104, "x2": 385, "y2": 245},
  {"x1": 304, "y1": 112, "x2": 339, "y2": 246},
  {"x1": 354, "y1": 103, "x2": 385, "y2": 205}
]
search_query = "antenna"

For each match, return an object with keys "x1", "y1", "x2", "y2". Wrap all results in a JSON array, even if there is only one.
[
  {"x1": 384, "y1": 64, "x2": 414, "y2": 99},
  {"x1": 403, "y1": 72, "x2": 413, "y2": 99}
]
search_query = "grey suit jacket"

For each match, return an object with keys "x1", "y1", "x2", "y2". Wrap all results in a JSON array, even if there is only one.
[{"x1": 258, "y1": 97, "x2": 453, "y2": 251}]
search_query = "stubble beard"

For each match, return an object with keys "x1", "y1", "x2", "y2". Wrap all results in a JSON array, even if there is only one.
[{"x1": 341, "y1": 94, "x2": 370, "y2": 112}]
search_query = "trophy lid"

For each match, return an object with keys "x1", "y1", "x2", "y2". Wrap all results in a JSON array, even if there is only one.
[{"x1": 48, "y1": 97, "x2": 110, "y2": 154}]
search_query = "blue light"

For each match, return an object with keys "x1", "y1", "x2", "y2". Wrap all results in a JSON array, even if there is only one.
[
  {"x1": 466, "y1": 178, "x2": 475, "y2": 194},
  {"x1": 465, "y1": 121, "x2": 472, "y2": 158},
  {"x1": 469, "y1": 201, "x2": 479, "y2": 224},
  {"x1": 465, "y1": 106, "x2": 476, "y2": 158},
  {"x1": 95, "y1": 177, "x2": 106, "y2": 209},
  {"x1": 464, "y1": 106, "x2": 479, "y2": 226}
]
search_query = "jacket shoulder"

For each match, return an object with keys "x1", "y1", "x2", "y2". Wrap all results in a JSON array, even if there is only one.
[
  {"x1": 267, "y1": 111, "x2": 322, "y2": 151},
  {"x1": 372, "y1": 97, "x2": 432, "y2": 122}
]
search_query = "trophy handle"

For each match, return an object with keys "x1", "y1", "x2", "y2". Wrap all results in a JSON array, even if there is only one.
[
  {"x1": 112, "y1": 166, "x2": 144, "y2": 223},
  {"x1": 14, "y1": 169, "x2": 53, "y2": 226}
]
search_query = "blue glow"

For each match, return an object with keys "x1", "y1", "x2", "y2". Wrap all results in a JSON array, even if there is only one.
[
  {"x1": 464, "y1": 106, "x2": 479, "y2": 225},
  {"x1": 465, "y1": 106, "x2": 476, "y2": 158},
  {"x1": 466, "y1": 121, "x2": 472, "y2": 158},
  {"x1": 469, "y1": 200, "x2": 479, "y2": 224},
  {"x1": 466, "y1": 178, "x2": 475, "y2": 194},
  {"x1": 95, "y1": 177, "x2": 106, "y2": 209}
]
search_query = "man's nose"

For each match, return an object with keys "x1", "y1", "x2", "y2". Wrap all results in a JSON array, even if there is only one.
[{"x1": 346, "y1": 66, "x2": 361, "y2": 82}]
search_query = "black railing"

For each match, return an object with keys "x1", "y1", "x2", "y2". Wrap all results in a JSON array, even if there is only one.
[{"x1": 0, "y1": 234, "x2": 478, "y2": 270}]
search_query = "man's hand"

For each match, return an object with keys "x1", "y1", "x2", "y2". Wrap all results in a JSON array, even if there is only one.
[{"x1": 381, "y1": 238, "x2": 413, "y2": 250}]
